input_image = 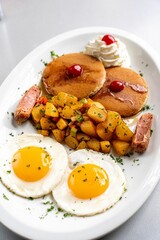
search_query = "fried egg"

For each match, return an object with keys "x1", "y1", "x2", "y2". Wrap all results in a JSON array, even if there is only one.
[
  {"x1": 52, "y1": 149, "x2": 126, "y2": 216},
  {"x1": 0, "y1": 134, "x2": 68, "y2": 198}
]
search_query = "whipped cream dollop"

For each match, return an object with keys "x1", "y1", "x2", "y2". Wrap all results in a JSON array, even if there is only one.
[{"x1": 84, "y1": 36, "x2": 130, "y2": 68}]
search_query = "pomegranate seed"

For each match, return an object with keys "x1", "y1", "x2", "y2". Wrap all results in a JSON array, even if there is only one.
[
  {"x1": 67, "y1": 64, "x2": 83, "y2": 78},
  {"x1": 102, "y1": 34, "x2": 116, "y2": 45},
  {"x1": 109, "y1": 81, "x2": 124, "y2": 92}
]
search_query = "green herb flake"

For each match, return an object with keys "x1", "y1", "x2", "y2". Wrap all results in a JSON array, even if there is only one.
[
  {"x1": 6, "y1": 170, "x2": 11, "y2": 174},
  {"x1": 150, "y1": 129, "x2": 153, "y2": 136},
  {"x1": 3, "y1": 194, "x2": 9, "y2": 200},
  {"x1": 63, "y1": 212, "x2": 72, "y2": 217},
  {"x1": 28, "y1": 197, "x2": 34, "y2": 200},
  {"x1": 47, "y1": 205, "x2": 54, "y2": 212},
  {"x1": 50, "y1": 51, "x2": 59, "y2": 58},
  {"x1": 43, "y1": 201, "x2": 53, "y2": 205}
]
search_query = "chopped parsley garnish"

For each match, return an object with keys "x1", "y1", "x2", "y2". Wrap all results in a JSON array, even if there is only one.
[
  {"x1": 47, "y1": 205, "x2": 54, "y2": 212},
  {"x1": 28, "y1": 197, "x2": 34, "y2": 200},
  {"x1": 150, "y1": 129, "x2": 153, "y2": 136},
  {"x1": 43, "y1": 201, "x2": 53, "y2": 205},
  {"x1": 73, "y1": 162, "x2": 79, "y2": 166},
  {"x1": 50, "y1": 51, "x2": 59, "y2": 58},
  {"x1": 63, "y1": 213, "x2": 72, "y2": 217},
  {"x1": 3, "y1": 194, "x2": 9, "y2": 200},
  {"x1": 40, "y1": 59, "x2": 48, "y2": 66},
  {"x1": 6, "y1": 170, "x2": 11, "y2": 174},
  {"x1": 141, "y1": 105, "x2": 153, "y2": 111}
]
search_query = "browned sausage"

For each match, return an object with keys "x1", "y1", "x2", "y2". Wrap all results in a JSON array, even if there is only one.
[
  {"x1": 131, "y1": 113, "x2": 153, "y2": 153},
  {"x1": 14, "y1": 85, "x2": 41, "y2": 125}
]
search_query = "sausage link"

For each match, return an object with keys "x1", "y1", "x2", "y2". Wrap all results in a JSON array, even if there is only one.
[
  {"x1": 131, "y1": 113, "x2": 153, "y2": 153},
  {"x1": 14, "y1": 85, "x2": 41, "y2": 125}
]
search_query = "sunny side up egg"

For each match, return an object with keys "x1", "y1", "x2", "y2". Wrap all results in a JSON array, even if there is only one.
[
  {"x1": 52, "y1": 149, "x2": 126, "y2": 216},
  {"x1": 0, "y1": 134, "x2": 68, "y2": 198}
]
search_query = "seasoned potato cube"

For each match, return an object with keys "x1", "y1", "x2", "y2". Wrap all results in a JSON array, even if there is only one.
[
  {"x1": 77, "y1": 133, "x2": 90, "y2": 141},
  {"x1": 60, "y1": 106, "x2": 76, "y2": 119},
  {"x1": 96, "y1": 123, "x2": 113, "y2": 140},
  {"x1": 112, "y1": 140, "x2": 130, "y2": 156},
  {"x1": 56, "y1": 118, "x2": 68, "y2": 130},
  {"x1": 87, "y1": 138, "x2": 100, "y2": 152},
  {"x1": 91, "y1": 101, "x2": 105, "y2": 110},
  {"x1": 87, "y1": 104, "x2": 107, "y2": 122},
  {"x1": 65, "y1": 135, "x2": 79, "y2": 149},
  {"x1": 45, "y1": 102, "x2": 59, "y2": 117},
  {"x1": 52, "y1": 129, "x2": 65, "y2": 143},
  {"x1": 56, "y1": 92, "x2": 68, "y2": 107},
  {"x1": 77, "y1": 141, "x2": 87, "y2": 150},
  {"x1": 116, "y1": 120, "x2": 133, "y2": 142},
  {"x1": 70, "y1": 126, "x2": 78, "y2": 137},
  {"x1": 65, "y1": 94, "x2": 78, "y2": 106},
  {"x1": 100, "y1": 141, "x2": 111, "y2": 153},
  {"x1": 71, "y1": 102, "x2": 83, "y2": 110},
  {"x1": 51, "y1": 96, "x2": 58, "y2": 107},
  {"x1": 80, "y1": 120, "x2": 97, "y2": 137},
  {"x1": 31, "y1": 104, "x2": 45, "y2": 123},
  {"x1": 102, "y1": 111, "x2": 121, "y2": 132},
  {"x1": 40, "y1": 117, "x2": 56, "y2": 130},
  {"x1": 38, "y1": 130, "x2": 49, "y2": 136}
]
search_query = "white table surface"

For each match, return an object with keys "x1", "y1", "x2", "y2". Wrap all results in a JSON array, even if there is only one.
[{"x1": 0, "y1": 0, "x2": 160, "y2": 239}]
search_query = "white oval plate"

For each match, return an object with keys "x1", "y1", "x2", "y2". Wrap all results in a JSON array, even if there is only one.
[{"x1": 0, "y1": 27, "x2": 160, "y2": 240}]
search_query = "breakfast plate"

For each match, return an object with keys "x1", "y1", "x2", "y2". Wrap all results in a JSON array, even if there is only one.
[{"x1": 0, "y1": 27, "x2": 160, "y2": 240}]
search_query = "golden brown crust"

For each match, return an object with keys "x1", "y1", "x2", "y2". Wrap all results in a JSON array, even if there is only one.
[
  {"x1": 92, "y1": 67, "x2": 148, "y2": 117},
  {"x1": 42, "y1": 53, "x2": 106, "y2": 99}
]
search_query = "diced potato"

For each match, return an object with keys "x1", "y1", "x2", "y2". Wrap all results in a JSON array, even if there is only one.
[
  {"x1": 102, "y1": 111, "x2": 121, "y2": 132},
  {"x1": 31, "y1": 104, "x2": 45, "y2": 123},
  {"x1": 56, "y1": 118, "x2": 68, "y2": 130},
  {"x1": 71, "y1": 102, "x2": 83, "y2": 110},
  {"x1": 91, "y1": 101, "x2": 105, "y2": 110},
  {"x1": 51, "y1": 96, "x2": 58, "y2": 107},
  {"x1": 60, "y1": 106, "x2": 76, "y2": 119},
  {"x1": 70, "y1": 126, "x2": 78, "y2": 137},
  {"x1": 77, "y1": 141, "x2": 87, "y2": 150},
  {"x1": 87, "y1": 104, "x2": 107, "y2": 122},
  {"x1": 77, "y1": 133, "x2": 90, "y2": 141},
  {"x1": 100, "y1": 141, "x2": 111, "y2": 153},
  {"x1": 52, "y1": 129, "x2": 65, "y2": 143},
  {"x1": 112, "y1": 140, "x2": 130, "y2": 156},
  {"x1": 38, "y1": 130, "x2": 49, "y2": 136},
  {"x1": 87, "y1": 138, "x2": 100, "y2": 152},
  {"x1": 65, "y1": 94, "x2": 78, "y2": 106},
  {"x1": 65, "y1": 135, "x2": 79, "y2": 149},
  {"x1": 80, "y1": 120, "x2": 97, "y2": 137},
  {"x1": 96, "y1": 123, "x2": 113, "y2": 140},
  {"x1": 56, "y1": 92, "x2": 68, "y2": 107},
  {"x1": 40, "y1": 117, "x2": 56, "y2": 130},
  {"x1": 45, "y1": 102, "x2": 59, "y2": 117},
  {"x1": 116, "y1": 120, "x2": 133, "y2": 142}
]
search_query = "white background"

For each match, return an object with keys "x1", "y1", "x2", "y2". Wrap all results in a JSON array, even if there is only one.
[{"x1": 0, "y1": 0, "x2": 160, "y2": 239}]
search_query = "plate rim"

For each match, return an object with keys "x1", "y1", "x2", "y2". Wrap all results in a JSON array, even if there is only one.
[{"x1": 1, "y1": 26, "x2": 160, "y2": 240}]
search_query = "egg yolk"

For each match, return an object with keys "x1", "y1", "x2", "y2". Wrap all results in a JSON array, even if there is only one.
[
  {"x1": 68, "y1": 164, "x2": 109, "y2": 199},
  {"x1": 12, "y1": 146, "x2": 51, "y2": 182}
]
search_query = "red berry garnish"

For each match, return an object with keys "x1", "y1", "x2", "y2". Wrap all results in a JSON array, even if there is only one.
[
  {"x1": 102, "y1": 34, "x2": 116, "y2": 45},
  {"x1": 109, "y1": 81, "x2": 124, "y2": 92},
  {"x1": 67, "y1": 64, "x2": 83, "y2": 78}
]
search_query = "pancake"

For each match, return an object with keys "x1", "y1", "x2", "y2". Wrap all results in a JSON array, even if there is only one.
[
  {"x1": 42, "y1": 53, "x2": 106, "y2": 99},
  {"x1": 92, "y1": 67, "x2": 148, "y2": 117}
]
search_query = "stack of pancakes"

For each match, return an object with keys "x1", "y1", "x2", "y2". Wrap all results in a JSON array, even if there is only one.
[{"x1": 42, "y1": 53, "x2": 148, "y2": 117}]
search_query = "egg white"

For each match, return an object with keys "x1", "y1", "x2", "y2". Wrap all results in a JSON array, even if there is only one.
[
  {"x1": 52, "y1": 149, "x2": 126, "y2": 216},
  {"x1": 0, "y1": 134, "x2": 68, "y2": 198}
]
